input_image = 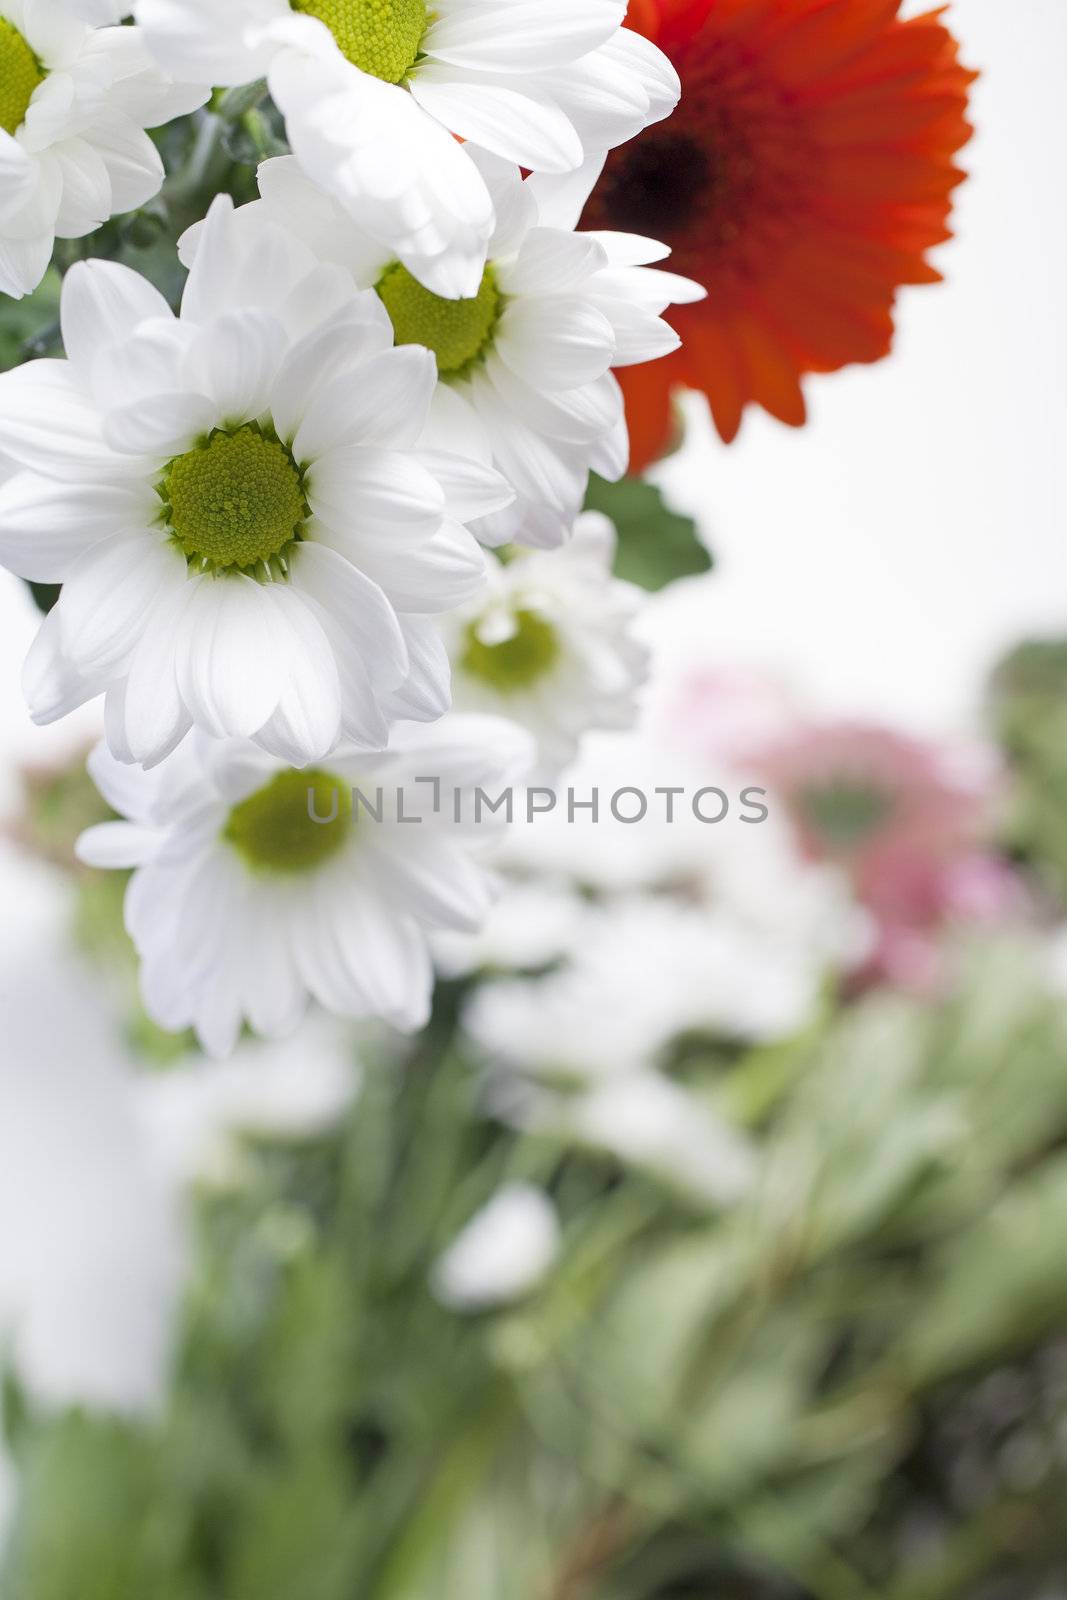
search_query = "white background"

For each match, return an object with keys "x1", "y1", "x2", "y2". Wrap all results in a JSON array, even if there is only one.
[{"x1": 649, "y1": 0, "x2": 1067, "y2": 735}]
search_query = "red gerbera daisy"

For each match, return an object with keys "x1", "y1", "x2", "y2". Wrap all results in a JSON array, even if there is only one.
[{"x1": 586, "y1": 0, "x2": 976, "y2": 456}]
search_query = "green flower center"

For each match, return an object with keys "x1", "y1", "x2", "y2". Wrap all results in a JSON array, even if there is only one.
[
  {"x1": 377, "y1": 263, "x2": 502, "y2": 378},
  {"x1": 461, "y1": 609, "x2": 561, "y2": 694},
  {"x1": 292, "y1": 0, "x2": 428, "y2": 83},
  {"x1": 799, "y1": 782, "x2": 895, "y2": 850},
  {"x1": 160, "y1": 426, "x2": 308, "y2": 577},
  {"x1": 224, "y1": 770, "x2": 354, "y2": 875},
  {"x1": 0, "y1": 18, "x2": 43, "y2": 137}
]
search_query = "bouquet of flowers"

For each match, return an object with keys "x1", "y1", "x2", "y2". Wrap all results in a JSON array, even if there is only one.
[{"x1": 12, "y1": 4, "x2": 1055, "y2": 1599}]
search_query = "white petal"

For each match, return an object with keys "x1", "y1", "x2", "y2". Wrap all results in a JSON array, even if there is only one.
[
  {"x1": 266, "y1": 299, "x2": 394, "y2": 444},
  {"x1": 306, "y1": 448, "x2": 445, "y2": 543},
  {"x1": 61, "y1": 261, "x2": 174, "y2": 377},
  {"x1": 526, "y1": 154, "x2": 606, "y2": 231},
  {"x1": 256, "y1": 585, "x2": 342, "y2": 764},
  {"x1": 183, "y1": 309, "x2": 287, "y2": 425},
  {"x1": 584, "y1": 229, "x2": 671, "y2": 267},
  {"x1": 495, "y1": 296, "x2": 615, "y2": 390},
  {"x1": 418, "y1": 381, "x2": 493, "y2": 465},
  {"x1": 423, "y1": 1, "x2": 624, "y2": 72},
  {"x1": 291, "y1": 346, "x2": 436, "y2": 460},
  {"x1": 0, "y1": 359, "x2": 114, "y2": 479},
  {"x1": 122, "y1": 582, "x2": 197, "y2": 767},
  {"x1": 59, "y1": 531, "x2": 186, "y2": 676},
  {"x1": 415, "y1": 450, "x2": 514, "y2": 522},
  {"x1": 384, "y1": 615, "x2": 451, "y2": 724},
  {"x1": 90, "y1": 113, "x2": 183, "y2": 212},
  {"x1": 86, "y1": 737, "x2": 157, "y2": 820},
  {"x1": 174, "y1": 574, "x2": 293, "y2": 739},
  {"x1": 103, "y1": 389, "x2": 217, "y2": 458},
  {"x1": 133, "y1": 0, "x2": 280, "y2": 85},
  {"x1": 52, "y1": 139, "x2": 113, "y2": 238},
  {"x1": 599, "y1": 27, "x2": 680, "y2": 127},
  {"x1": 76, "y1": 820, "x2": 161, "y2": 869},
  {"x1": 21, "y1": 604, "x2": 97, "y2": 724},
  {"x1": 369, "y1": 836, "x2": 494, "y2": 933},
  {"x1": 0, "y1": 472, "x2": 155, "y2": 582},
  {"x1": 270, "y1": 48, "x2": 493, "y2": 299},
  {"x1": 410, "y1": 67, "x2": 582, "y2": 174},
  {"x1": 354, "y1": 519, "x2": 487, "y2": 614},
  {"x1": 181, "y1": 193, "x2": 316, "y2": 326},
  {"x1": 0, "y1": 227, "x2": 55, "y2": 300},
  {"x1": 291, "y1": 540, "x2": 408, "y2": 691},
  {"x1": 500, "y1": 227, "x2": 608, "y2": 297}
]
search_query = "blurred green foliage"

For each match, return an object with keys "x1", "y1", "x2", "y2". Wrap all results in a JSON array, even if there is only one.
[
  {"x1": 4, "y1": 936, "x2": 1067, "y2": 1600},
  {"x1": 988, "y1": 637, "x2": 1067, "y2": 904}
]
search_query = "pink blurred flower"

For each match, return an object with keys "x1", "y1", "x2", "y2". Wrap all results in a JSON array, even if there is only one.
[
  {"x1": 749, "y1": 721, "x2": 1021, "y2": 992},
  {"x1": 754, "y1": 724, "x2": 994, "y2": 866},
  {"x1": 675, "y1": 677, "x2": 1023, "y2": 996}
]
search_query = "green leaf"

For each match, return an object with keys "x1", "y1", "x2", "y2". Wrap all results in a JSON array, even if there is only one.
[
  {"x1": 584, "y1": 473, "x2": 711, "y2": 592},
  {"x1": 0, "y1": 270, "x2": 62, "y2": 369}
]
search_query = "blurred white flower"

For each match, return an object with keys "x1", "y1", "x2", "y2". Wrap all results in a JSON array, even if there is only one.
[
  {"x1": 465, "y1": 892, "x2": 833, "y2": 1082},
  {"x1": 196, "y1": 153, "x2": 703, "y2": 549},
  {"x1": 0, "y1": 833, "x2": 365, "y2": 1457},
  {"x1": 562, "y1": 1071, "x2": 755, "y2": 1207},
  {"x1": 135, "y1": 0, "x2": 678, "y2": 298},
  {"x1": 0, "y1": 1, "x2": 206, "y2": 298},
  {"x1": 77, "y1": 717, "x2": 533, "y2": 1056},
  {"x1": 431, "y1": 1183, "x2": 560, "y2": 1312},
  {"x1": 134, "y1": 1018, "x2": 359, "y2": 1186},
  {"x1": 0, "y1": 198, "x2": 512, "y2": 766},
  {"x1": 0, "y1": 942, "x2": 182, "y2": 1416},
  {"x1": 499, "y1": 731, "x2": 867, "y2": 977},
  {"x1": 432, "y1": 876, "x2": 584, "y2": 980},
  {"x1": 443, "y1": 514, "x2": 648, "y2": 777}
]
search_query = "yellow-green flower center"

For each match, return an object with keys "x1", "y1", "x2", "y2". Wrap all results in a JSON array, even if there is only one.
[
  {"x1": 377, "y1": 263, "x2": 502, "y2": 378},
  {"x1": 224, "y1": 770, "x2": 354, "y2": 875},
  {"x1": 461, "y1": 610, "x2": 561, "y2": 693},
  {"x1": 292, "y1": 0, "x2": 428, "y2": 83},
  {"x1": 0, "y1": 18, "x2": 43, "y2": 137},
  {"x1": 160, "y1": 426, "x2": 308, "y2": 577}
]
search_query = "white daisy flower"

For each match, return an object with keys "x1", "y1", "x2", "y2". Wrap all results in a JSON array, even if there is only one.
[
  {"x1": 199, "y1": 151, "x2": 704, "y2": 549},
  {"x1": 133, "y1": 0, "x2": 679, "y2": 298},
  {"x1": 75, "y1": 715, "x2": 534, "y2": 1057},
  {"x1": 444, "y1": 512, "x2": 648, "y2": 777},
  {"x1": 0, "y1": 195, "x2": 514, "y2": 768},
  {"x1": 0, "y1": 0, "x2": 206, "y2": 298}
]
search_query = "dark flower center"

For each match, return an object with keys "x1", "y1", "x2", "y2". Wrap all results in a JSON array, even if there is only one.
[{"x1": 590, "y1": 134, "x2": 714, "y2": 243}]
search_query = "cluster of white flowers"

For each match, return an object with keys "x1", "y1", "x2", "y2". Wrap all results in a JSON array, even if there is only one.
[{"x1": 0, "y1": 0, "x2": 701, "y2": 1055}]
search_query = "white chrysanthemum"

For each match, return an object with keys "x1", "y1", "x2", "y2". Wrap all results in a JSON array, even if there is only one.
[
  {"x1": 463, "y1": 897, "x2": 765, "y2": 1204},
  {"x1": 134, "y1": 0, "x2": 679, "y2": 298},
  {"x1": 76, "y1": 716, "x2": 533, "y2": 1057},
  {"x1": 465, "y1": 893, "x2": 836, "y2": 1079},
  {"x1": 205, "y1": 152, "x2": 704, "y2": 548},
  {"x1": 0, "y1": 196, "x2": 514, "y2": 768},
  {"x1": 442, "y1": 513, "x2": 648, "y2": 777},
  {"x1": 0, "y1": 1, "x2": 206, "y2": 298}
]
